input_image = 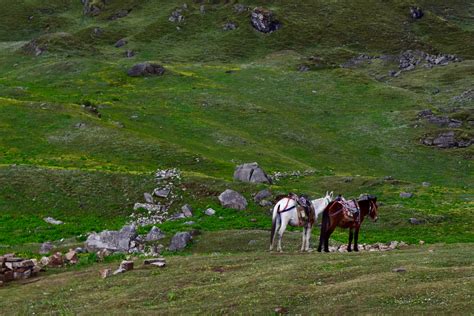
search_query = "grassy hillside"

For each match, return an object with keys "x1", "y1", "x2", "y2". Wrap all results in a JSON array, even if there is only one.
[
  {"x1": 0, "y1": 231, "x2": 473, "y2": 314},
  {"x1": 0, "y1": 0, "x2": 473, "y2": 249}
]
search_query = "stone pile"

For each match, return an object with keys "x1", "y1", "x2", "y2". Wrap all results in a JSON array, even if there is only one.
[
  {"x1": 399, "y1": 50, "x2": 461, "y2": 71},
  {"x1": 418, "y1": 109, "x2": 463, "y2": 128},
  {"x1": 421, "y1": 131, "x2": 472, "y2": 148},
  {"x1": 0, "y1": 254, "x2": 42, "y2": 285},
  {"x1": 327, "y1": 241, "x2": 408, "y2": 253},
  {"x1": 270, "y1": 169, "x2": 316, "y2": 182}
]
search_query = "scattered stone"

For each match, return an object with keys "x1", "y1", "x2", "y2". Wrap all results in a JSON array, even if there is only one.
[
  {"x1": 184, "y1": 221, "x2": 195, "y2": 225},
  {"x1": 259, "y1": 200, "x2": 273, "y2": 207},
  {"x1": 248, "y1": 240, "x2": 257, "y2": 246},
  {"x1": 204, "y1": 208, "x2": 216, "y2": 216},
  {"x1": 419, "y1": 240, "x2": 425, "y2": 245},
  {"x1": 114, "y1": 38, "x2": 127, "y2": 48},
  {"x1": 254, "y1": 189, "x2": 272, "y2": 203},
  {"x1": 409, "y1": 218, "x2": 424, "y2": 225},
  {"x1": 39, "y1": 242, "x2": 54, "y2": 255},
  {"x1": 145, "y1": 226, "x2": 165, "y2": 242},
  {"x1": 400, "y1": 192, "x2": 413, "y2": 198},
  {"x1": 392, "y1": 267, "x2": 407, "y2": 273},
  {"x1": 124, "y1": 49, "x2": 135, "y2": 58},
  {"x1": 234, "y1": 162, "x2": 272, "y2": 184},
  {"x1": 169, "y1": 232, "x2": 192, "y2": 251},
  {"x1": 43, "y1": 217, "x2": 64, "y2": 225},
  {"x1": 181, "y1": 204, "x2": 193, "y2": 217},
  {"x1": 65, "y1": 250, "x2": 78, "y2": 264},
  {"x1": 422, "y1": 182, "x2": 431, "y2": 187},
  {"x1": 109, "y1": 9, "x2": 130, "y2": 20},
  {"x1": 399, "y1": 50, "x2": 461, "y2": 72},
  {"x1": 298, "y1": 64, "x2": 310, "y2": 72},
  {"x1": 144, "y1": 258, "x2": 166, "y2": 267},
  {"x1": 218, "y1": 189, "x2": 248, "y2": 210},
  {"x1": 82, "y1": 102, "x2": 101, "y2": 118},
  {"x1": 133, "y1": 203, "x2": 164, "y2": 212},
  {"x1": 144, "y1": 192, "x2": 154, "y2": 204},
  {"x1": 274, "y1": 306, "x2": 289, "y2": 314},
  {"x1": 82, "y1": 0, "x2": 105, "y2": 16},
  {"x1": 234, "y1": 4, "x2": 248, "y2": 14},
  {"x1": 169, "y1": 213, "x2": 186, "y2": 221},
  {"x1": 100, "y1": 268, "x2": 112, "y2": 279},
  {"x1": 75, "y1": 122, "x2": 87, "y2": 129},
  {"x1": 410, "y1": 7, "x2": 423, "y2": 19},
  {"x1": 251, "y1": 8, "x2": 281, "y2": 33},
  {"x1": 127, "y1": 62, "x2": 165, "y2": 77},
  {"x1": 199, "y1": 5, "x2": 205, "y2": 14},
  {"x1": 48, "y1": 252, "x2": 64, "y2": 267},
  {"x1": 75, "y1": 247, "x2": 86, "y2": 254},
  {"x1": 169, "y1": 9, "x2": 184, "y2": 23},
  {"x1": 119, "y1": 260, "x2": 134, "y2": 271},
  {"x1": 223, "y1": 22, "x2": 238, "y2": 31},
  {"x1": 85, "y1": 224, "x2": 137, "y2": 252}
]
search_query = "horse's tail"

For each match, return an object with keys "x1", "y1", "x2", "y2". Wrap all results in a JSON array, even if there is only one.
[
  {"x1": 321, "y1": 207, "x2": 329, "y2": 234},
  {"x1": 270, "y1": 204, "x2": 280, "y2": 245}
]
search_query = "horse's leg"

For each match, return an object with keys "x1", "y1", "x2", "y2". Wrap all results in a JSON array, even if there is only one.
[
  {"x1": 301, "y1": 226, "x2": 307, "y2": 252},
  {"x1": 305, "y1": 225, "x2": 312, "y2": 251},
  {"x1": 348, "y1": 228, "x2": 354, "y2": 252},
  {"x1": 277, "y1": 219, "x2": 288, "y2": 252},
  {"x1": 354, "y1": 226, "x2": 360, "y2": 252},
  {"x1": 317, "y1": 228, "x2": 324, "y2": 252},
  {"x1": 269, "y1": 214, "x2": 280, "y2": 251},
  {"x1": 324, "y1": 226, "x2": 336, "y2": 252}
]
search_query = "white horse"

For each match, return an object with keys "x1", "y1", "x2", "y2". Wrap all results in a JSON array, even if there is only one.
[{"x1": 270, "y1": 191, "x2": 333, "y2": 252}]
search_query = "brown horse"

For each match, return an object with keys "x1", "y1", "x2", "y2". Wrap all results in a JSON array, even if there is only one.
[{"x1": 317, "y1": 195, "x2": 378, "y2": 252}]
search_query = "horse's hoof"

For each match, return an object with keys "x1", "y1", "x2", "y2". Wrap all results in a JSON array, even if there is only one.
[
  {"x1": 348, "y1": 248, "x2": 352, "y2": 252},
  {"x1": 354, "y1": 248, "x2": 359, "y2": 252}
]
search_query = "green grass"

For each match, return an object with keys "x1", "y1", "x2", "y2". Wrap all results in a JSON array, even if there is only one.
[{"x1": 0, "y1": 231, "x2": 472, "y2": 314}]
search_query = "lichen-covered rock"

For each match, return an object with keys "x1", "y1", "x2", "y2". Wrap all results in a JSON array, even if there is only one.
[
  {"x1": 169, "y1": 232, "x2": 192, "y2": 251},
  {"x1": 145, "y1": 226, "x2": 165, "y2": 242},
  {"x1": 85, "y1": 224, "x2": 137, "y2": 252}
]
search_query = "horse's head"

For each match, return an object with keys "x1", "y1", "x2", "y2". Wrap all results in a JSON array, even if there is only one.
[
  {"x1": 324, "y1": 191, "x2": 334, "y2": 204},
  {"x1": 368, "y1": 195, "x2": 379, "y2": 222}
]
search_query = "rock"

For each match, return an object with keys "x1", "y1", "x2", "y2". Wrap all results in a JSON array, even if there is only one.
[
  {"x1": 250, "y1": 8, "x2": 282, "y2": 33},
  {"x1": 169, "y1": 213, "x2": 186, "y2": 221},
  {"x1": 82, "y1": 0, "x2": 105, "y2": 16},
  {"x1": 133, "y1": 203, "x2": 163, "y2": 212},
  {"x1": 48, "y1": 252, "x2": 64, "y2": 267},
  {"x1": 145, "y1": 226, "x2": 165, "y2": 242},
  {"x1": 392, "y1": 267, "x2": 407, "y2": 273},
  {"x1": 144, "y1": 193, "x2": 154, "y2": 204},
  {"x1": 254, "y1": 189, "x2": 272, "y2": 203},
  {"x1": 153, "y1": 187, "x2": 170, "y2": 198},
  {"x1": 432, "y1": 131, "x2": 457, "y2": 148},
  {"x1": 248, "y1": 240, "x2": 257, "y2": 246},
  {"x1": 114, "y1": 38, "x2": 127, "y2": 48},
  {"x1": 181, "y1": 204, "x2": 193, "y2": 217},
  {"x1": 199, "y1": 5, "x2": 205, "y2": 14},
  {"x1": 234, "y1": 4, "x2": 248, "y2": 14},
  {"x1": 75, "y1": 247, "x2": 86, "y2": 254},
  {"x1": 75, "y1": 122, "x2": 87, "y2": 129},
  {"x1": 184, "y1": 221, "x2": 195, "y2": 225},
  {"x1": 100, "y1": 268, "x2": 112, "y2": 279},
  {"x1": 274, "y1": 306, "x2": 289, "y2": 314},
  {"x1": 259, "y1": 200, "x2": 273, "y2": 207},
  {"x1": 43, "y1": 217, "x2": 64, "y2": 225},
  {"x1": 410, "y1": 6, "x2": 423, "y2": 19},
  {"x1": 39, "y1": 256, "x2": 50, "y2": 267},
  {"x1": 65, "y1": 250, "x2": 78, "y2": 264},
  {"x1": 422, "y1": 182, "x2": 431, "y2": 187},
  {"x1": 409, "y1": 218, "x2": 423, "y2": 225},
  {"x1": 218, "y1": 189, "x2": 248, "y2": 210},
  {"x1": 400, "y1": 192, "x2": 413, "y2": 198},
  {"x1": 85, "y1": 224, "x2": 137, "y2": 252},
  {"x1": 234, "y1": 162, "x2": 272, "y2": 184},
  {"x1": 119, "y1": 260, "x2": 134, "y2": 271},
  {"x1": 124, "y1": 49, "x2": 135, "y2": 58},
  {"x1": 298, "y1": 64, "x2": 310, "y2": 72},
  {"x1": 144, "y1": 258, "x2": 166, "y2": 267},
  {"x1": 169, "y1": 9, "x2": 184, "y2": 23},
  {"x1": 223, "y1": 22, "x2": 238, "y2": 31},
  {"x1": 109, "y1": 9, "x2": 130, "y2": 20},
  {"x1": 419, "y1": 240, "x2": 425, "y2": 245},
  {"x1": 204, "y1": 208, "x2": 216, "y2": 216},
  {"x1": 39, "y1": 242, "x2": 54, "y2": 254},
  {"x1": 127, "y1": 63, "x2": 165, "y2": 77},
  {"x1": 169, "y1": 232, "x2": 192, "y2": 251},
  {"x1": 387, "y1": 241, "x2": 399, "y2": 249}
]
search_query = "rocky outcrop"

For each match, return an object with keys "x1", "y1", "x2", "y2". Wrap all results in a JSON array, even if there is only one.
[
  {"x1": 399, "y1": 50, "x2": 461, "y2": 71},
  {"x1": 422, "y1": 131, "x2": 472, "y2": 148},
  {"x1": 250, "y1": 8, "x2": 282, "y2": 33},
  {"x1": 85, "y1": 224, "x2": 137, "y2": 252},
  {"x1": 218, "y1": 189, "x2": 248, "y2": 210},
  {"x1": 418, "y1": 109, "x2": 463, "y2": 128},
  {"x1": 234, "y1": 162, "x2": 272, "y2": 184},
  {"x1": 127, "y1": 63, "x2": 165, "y2": 77},
  {"x1": 169, "y1": 232, "x2": 192, "y2": 251}
]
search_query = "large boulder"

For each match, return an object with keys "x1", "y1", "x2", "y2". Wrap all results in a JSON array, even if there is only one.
[
  {"x1": 169, "y1": 232, "x2": 192, "y2": 251},
  {"x1": 218, "y1": 189, "x2": 248, "y2": 210},
  {"x1": 145, "y1": 226, "x2": 165, "y2": 242},
  {"x1": 127, "y1": 63, "x2": 165, "y2": 77},
  {"x1": 254, "y1": 189, "x2": 272, "y2": 202},
  {"x1": 250, "y1": 8, "x2": 282, "y2": 33},
  {"x1": 234, "y1": 162, "x2": 272, "y2": 184},
  {"x1": 85, "y1": 224, "x2": 137, "y2": 252}
]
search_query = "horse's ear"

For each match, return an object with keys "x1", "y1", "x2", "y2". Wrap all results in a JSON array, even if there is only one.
[
  {"x1": 325, "y1": 191, "x2": 328, "y2": 196},
  {"x1": 330, "y1": 191, "x2": 333, "y2": 198}
]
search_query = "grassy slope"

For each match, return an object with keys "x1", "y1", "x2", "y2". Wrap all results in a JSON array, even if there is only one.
[
  {"x1": 0, "y1": 231, "x2": 472, "y2": 314},
  {"x1": 0, "y1": 0, "x2": 473, "y2": 247}
]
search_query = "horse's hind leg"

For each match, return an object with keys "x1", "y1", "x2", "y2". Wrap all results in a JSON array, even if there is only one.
[
  {"x1": 353, "y1": 227, "x2": 360, "y2": 252},
  {"x1": 305, "y1": 226, "x2": 312, "y2": 251},
  {"x1": 324, "y1": 227, "x2": 335, "y2": 252},
  {"x1": 277, "y1": 221, "x2": 288, "y2": 252},
  {"x1": 317, "y1": 225, "x2": 325, "y2": 252},
  {"x1": 301, "y1": 226, "x2": 307, "y2": 252},
  {"x1": 348, "y1": 228, "x2": 354, "y2": 252}
]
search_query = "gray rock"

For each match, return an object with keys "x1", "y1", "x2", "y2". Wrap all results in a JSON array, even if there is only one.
[
  {"x1": 259, "y1": 199, "x2": 273, "y2": 207},
  {"x1": 410, "y1": 6, "x2": 423, "y2": 19},
  {"x1": 234, "y1": 162, "x2": 272, "y2": 184},
  {"x1": 254, "y1": 189, "x2": 272, "y2": 202},
  {"x1": 133, "y1": 203, "x2": 163, "y2": 212},
  {"x1": 114, "y1": 38, "x2": 127, "y2": 48},
  {"x1": 298, "y1": 64, "x2": 310, "y2": 72},
  {"x1": 234, "y1": 4, "x2": 248, "y2": 14},
  {"x1": 43, "y1": 217, "x2": 64, "y2": 225},
  {"x1": 145, "y1": 226, "x2": 165, "y2": 241},
  {"x1": 204, "y1": 208, "x2": 216, "y2": 216},
  {"x1": 75, "y1": 122, "x2": 87, "y2": 129},
  {"x1": 250, "y1": 8, "x2": 282, "y2": 33},
  {"x1": 409, "y1": 218, "x2": 423, "y2": 225},
  {"x1": 169, "y1": 9, "x2": 184, "y2": 23},
  {"x1": 181, "y1": 204, "x2": 193, "y2": 217},
  {"x1": 109, "y1": 9, "x2": 130, "y2": 20},
  {"x1": 218, "y1": 189, "x2": 248, "y2": 210},
  {"x1": 127, "y1": 63, "x2": 165, "y2": 77},
  {"x1": 422, "y1": 182, "x2": 431, "y2": 187},
  {"x1": 400, "y1": 192, "x2": 414, "y2": 198},
  {"x1": 169, "y1": 232, "x2": 192, "y2": 251},
  {"x1": 124, "y1": 49, "x2": 135, "y2": 58},
  {"x1": 153, "y1": 187, "x2": 170, "y2": 198},
  {"x1": 169, "y1": 213, "x2": 186, "y2": 221},
  {"x1": 433, "y1": 131, "x2": 457, "y2": 148},
  {"x1": 39, "y1": 242, "x2": 54, "y2": 254},
  {"x1": 85, "y1": 224, "x2": 137, "y2": 252},
  {"x1": 184, "y1": 221, "x2": 195, "y2": 225},
  {"x1": 248, "y1": 240, "x2": 257, "y2": 246},
  {"x1": 144, "y1": 193, "x2": 154, "y2": 204},
  {"x1": 223, "y1": 22, "x2": 238, "y2": 31},
  {"x1": 199, "y1": 5, "x2": 205, "y2": 14},
  {"x1": 392, "y1": 267, "x2": 407, "y2": 273}
]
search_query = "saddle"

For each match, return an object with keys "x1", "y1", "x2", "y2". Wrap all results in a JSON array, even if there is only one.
[
  {"x1": 335, "y1": 196, "x2": 360, "y2": 222},
  {"x1": 290, "y1": 193, "x2": 315, "y2": 226}
]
